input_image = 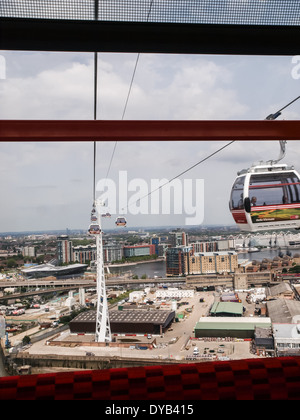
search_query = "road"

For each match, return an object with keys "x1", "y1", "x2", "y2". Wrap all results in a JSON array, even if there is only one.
[
  {"x1": 0, "y1": 277, "x2": 184, "y2": 290},
  {"x1": 0, "y1": 277, "x2": 186, "y2": 303}
]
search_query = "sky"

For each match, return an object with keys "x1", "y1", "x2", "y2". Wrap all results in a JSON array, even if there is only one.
[{"x1": 0, "y1": 50, "x2": 300, "y2": 232}]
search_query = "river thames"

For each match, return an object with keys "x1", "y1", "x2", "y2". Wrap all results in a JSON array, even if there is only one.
[{"x1": 109, "y1": 246, "x2": 300, "y2": 279}]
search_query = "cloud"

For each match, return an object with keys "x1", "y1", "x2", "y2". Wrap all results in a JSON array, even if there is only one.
[{"x1": 0, "y1": 51, "x2": 300, "y2": 231}]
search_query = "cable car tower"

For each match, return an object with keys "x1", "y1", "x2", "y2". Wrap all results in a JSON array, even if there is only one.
[{"x1": 89, "y1": 198, "x2": 111, "y2": 343}]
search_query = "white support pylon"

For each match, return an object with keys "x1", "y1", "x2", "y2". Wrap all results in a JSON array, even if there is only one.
[{"x1": 93, "y1": 200, "x2": 111, "y2": 343}]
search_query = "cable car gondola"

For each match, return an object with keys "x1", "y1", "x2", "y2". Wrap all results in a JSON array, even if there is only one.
[
  {"x1": 91, "y1": 208, "x2": 98, "y2": 222},
  {"x1": 88, "y1": 223, "x2": 101, "y2": 235},
  {"x1": 88, "y1": 203, "x2": 101, "y2": 234},
  {"x1": 230, "y1": 163, "x2": 300, "y2": 232},
  {"x1": 115, "y1": 217, "x2": 127, "y2": 227}
]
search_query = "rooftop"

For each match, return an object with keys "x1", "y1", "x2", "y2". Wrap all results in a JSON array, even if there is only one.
[
  {"x1": 195, "y1": 317, "x2": 272, "y2": 331},
  {"x1": 266, "y1": 299, "x2": 300, "y2": 324},
  {"x1": 266, "y1": 282, "x2": 294, "y2": 297},
  {"x1": 71, "y1": 309, "x2": 175, "y2": 326},
  {"x1": 22, "y1": 263, "x2": 87, "y2": 274},
  {"x1": 195, "y1": 251, "x2": 237, "y2": 257},
  {"x1": 273, "y1": 324, "x2": 300, "y2": 340},
  {"x1": 210, "y1": 301, "x2": 243, "y2": 316},
  {"x1": 110, "y1": 310, "x2": 175, "y2": 325}
]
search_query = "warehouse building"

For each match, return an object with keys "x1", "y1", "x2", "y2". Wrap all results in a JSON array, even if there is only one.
[
  {"x1": 221, "y1": 292, "x2": 241, "y2": 303},
  {"x1": 253, "y1": 327, "x2": 275, "y2": 356},
  {"x1": 210, "y1": 301, "x2": 243, "y2": 317},
  {"x1": 70, "y1": 309, "x2": 175, "y2": 335},
  {"x1": 166, "y1": 246, "x2": 238, "y2": 276},
  {"x1": 266, "y1": 282, "x2": 294, "y2": 300},
  {"x1": 266, "y1": 299, "x2": 300, "y2": 323},
  {"x1": 156, "y1": 288, "x2": 194, "y2": 299},
  {"x1": 194, "y1": 317, "x2": 272, "y2": 339}
]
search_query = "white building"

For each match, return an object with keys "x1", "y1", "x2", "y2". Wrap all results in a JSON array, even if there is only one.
[
  {"x1": 78, "y1": 288, "x2": 86, "y2": 307},
  {"x1": 156, "y1": 288, "x2": 194, "y2": 299},
  {"x1": 65, "y1": 291, "x2": 76, "y2": 309},
  {"x1": 273, "y1": 323, "x2": 300, "y2": 356},
  {"x1": 22, "y1": 246, "x2": 36, "y2": 257},
  {"x1": 129, "y1": 291, "x2": 145, "y2": 303}
]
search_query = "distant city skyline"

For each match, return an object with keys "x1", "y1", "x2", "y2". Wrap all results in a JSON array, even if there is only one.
[{"x1": 0, "y1": 51, "x2": 299, "y2": 232}]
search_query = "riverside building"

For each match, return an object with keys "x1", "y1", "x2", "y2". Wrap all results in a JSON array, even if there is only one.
[{"x1": 166, "y1": 246, "x2": 238, "y2": 276}]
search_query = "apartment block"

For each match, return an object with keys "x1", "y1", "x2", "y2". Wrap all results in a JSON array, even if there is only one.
[
  {"x1": 166, "y1": 245, "x2": 238, "y2": 276},
  {"x1": 73, "y1": 244, "x2": 97, "y2": 264},
  {"x1": 57, "y1": 235, "x2": 73, "y2": 264}
]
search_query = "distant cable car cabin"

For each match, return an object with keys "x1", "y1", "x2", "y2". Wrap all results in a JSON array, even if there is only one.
[
  {"x1": 116, "y1": 217, "x2": 127, "y2": 227},
  {"x1": 230, "y1": 163, "x2": 300, "y2": 232},
  {"x1": 88, "y1": 224, "x2": 101, "y2": 235},
  {"x1": 90, "y1": 205, "x2": 97, "y2": 222}
]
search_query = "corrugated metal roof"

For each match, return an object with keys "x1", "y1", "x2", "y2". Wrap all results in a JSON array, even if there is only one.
[
  {"x1": 266, "y1": 299, "x2": 300, "y2": 323},
  {"x1": 210, "y1": 302, "x2": 243, "y2": 316},
  {"x1": 195, "y1": 317, "x2": 271, "y2": 331},
  {"x1": 71, "y1": 309, "x2": 175, "y2": 325},
  {"x1": 266, "y1": 282, "x2": 293, "y2": 297}
]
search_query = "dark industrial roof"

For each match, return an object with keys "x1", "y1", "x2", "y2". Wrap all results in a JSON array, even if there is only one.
[
  {"x1": 109, "y1": 310, "x2": 174, "y2": 325},
  {"x1": 71, "y1": 309, "x2": 175, "y2": 325}
]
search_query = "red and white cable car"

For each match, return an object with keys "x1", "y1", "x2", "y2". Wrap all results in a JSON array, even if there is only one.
[
  {"x1": 115, "y1": 216, "x2": 127, "y2": 227},
  {"x1": 88, "y1": 203, "x2": 101, "y2": 235},
  {"x1": 88, "y1": 224, "x2": 101, "y2": 235},
  {"x1": 230, "y1": 163, "x2": 300, "y2": 232}
]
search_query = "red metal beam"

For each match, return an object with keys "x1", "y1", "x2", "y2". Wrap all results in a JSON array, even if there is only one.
[
  {"x1": 1, "y1": 357, "x2": 300, "y2": 400},
  {"x1": 1, "y1": 120, "x2": 300, "y2": 142}
]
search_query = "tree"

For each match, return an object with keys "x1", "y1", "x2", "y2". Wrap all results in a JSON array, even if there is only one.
[
  {"x1": 289, "y1": 265, "x2": 300, "y2": 273},
  {"x1": 7, "y1": 258, "x2": 17, "y2": 269},
  {"x1": 22, "y1": 336, "x2": 31, "y2": 346},
  {"x1": 36, "y1": 255, "x2": 45, "y2": 264}
]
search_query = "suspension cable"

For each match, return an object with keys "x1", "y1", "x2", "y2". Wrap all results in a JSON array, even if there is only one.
[
  {"x1": 123, "y1": 94, "x2": 300, "y2": 212},
  {"x1": 123, "y1": 140, "x2": 235, "y2": 212},
  {"x1": 93, "y1": 0, "x2": 98, "y2": 204},
  {"x1": 104, "y1": 0, "x2": 155, "y2": 183}
]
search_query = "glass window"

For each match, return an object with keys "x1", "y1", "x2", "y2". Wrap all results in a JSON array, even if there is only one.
[
  {"x1": 249, "y1": 172, "x2": 300, "y2": 206},
  {"x1": 230, "y1": 176, "x2": 245, "y2": 210}
]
